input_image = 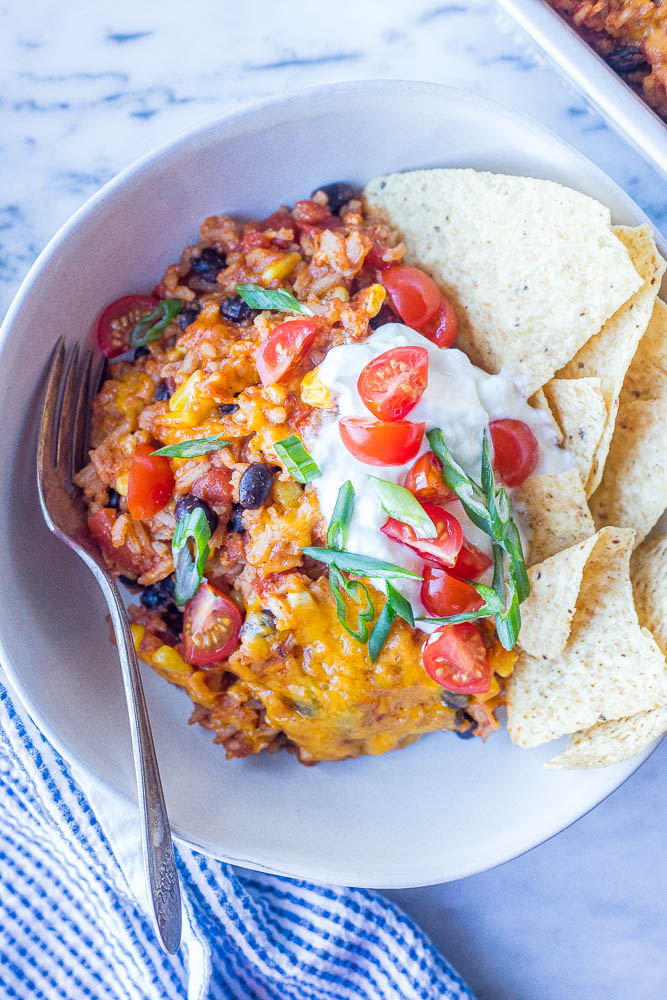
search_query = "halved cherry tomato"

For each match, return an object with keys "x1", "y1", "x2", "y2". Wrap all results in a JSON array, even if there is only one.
[
  {"x1": 381, "y1": 502, "x2": 463, "y2": 567},
  {"x1": 489, "y1": 418, "x2": 539, "y2": 487},
  {"x1": 421, "y1": 567, "x2": 484, "y2": 618},
  {"x1": 97, "y1": 294, "x2": 159, "y2": 359},
  {"x1": 256, "y1": 319, "x2": 319, "y2": 386},
  {"x1": 420, "y1": 295, "x2": 458, "y2": 348},
  {"x1": 423, "y1": 622, "x2": 491, "y2": 693},
  {"x1": 88, "y1": 508, "x2": 144, "y2": 576},
  {"x1": 403, "y1": 450, "x2": 456, "y2": 506},
  {"x1": 448, "y1": 539, "x2": 493, "y2": 582},
  {"x1": 339, "y1": 417, "x2": 424, "y2": 466},
  {"x1": 127, "y1": 443, "x2": 174, "y2": 520},
  {"x1": 382, "y1": 265, "x2": 442, "y2": 328},
  {"x1": 182, "y1": 581, "x2": 242, "y2": 665},
  {"x1": 357, "y1": 346, "x2": 428, "y2": 421}
]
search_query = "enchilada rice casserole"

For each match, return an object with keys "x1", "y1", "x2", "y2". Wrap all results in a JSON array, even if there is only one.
[
  {"x1": 546, "y1": 0, "x2": 667, "y2": 119},
  {"x1": 75, "y1": 169, "x2": 667, "y2": 768}
]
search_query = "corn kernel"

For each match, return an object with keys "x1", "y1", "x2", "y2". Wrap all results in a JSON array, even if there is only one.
[
  {"x1": 152, "y1": 644, "x2": 191, "y2": 678},
  {"x1": 300, "y1": 367, "x2": 333, "y2": 408},
  {"x1": 330, "y1": 285, "x2": 349, "y2": 302},
  {"x1": 476, "y1": 676, "x2": 501, "y2": 703},
  {"x1": 365, "y1": 283, "x2": 386, "y2": 318},
  {"x1": 490, "y1": 644, "x2": 518, "y2": 678},
  {"x1": 115, "y1": 473, "x2": 129, "y2": 496},
  {"x1": 130, "y1": 624, "x2": 145, "y2": 651},
  {"x1": 168, "y1": 370, "x2": 204, "y2": 412},
  {"x1": 261, "y1": 252, "x2": 301, "y2": 283}
]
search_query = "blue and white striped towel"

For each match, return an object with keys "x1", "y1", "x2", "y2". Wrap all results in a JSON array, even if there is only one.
[{"x1": 0, "y1": 674, "x2": 475, "y2": 1000}]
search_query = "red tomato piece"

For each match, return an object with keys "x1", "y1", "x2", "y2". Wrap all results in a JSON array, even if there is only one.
[
  {"x1": 182, "y1": 582, "x2": 242, "y2": 666},
  {"x1": 97, "y1": 294, "x2": 159, "y2": 359},
  {"x1": 127, "y1": 443, "x2": 174, "y2": 520},
  {"x1": 381, "y1": 502, "x2": 463, "y2": 567},
  {"x1": 192, "y1": 468, "x2": 234, "y2": 506},
  {"x1": 339, "y1": 417, "x2": 425, "y2": 466},
  {"x1": 423, "y1": 622, "x2": 491, "y2": 693},
  {"x1": 382, "y1": 265, "x2": 442, "y2": 328},
  {"x1": 421, "y1": 567, "x2": 484, "y2": 618},
  {"x1": 357, "y1": 346, "x2": 429, "y2": 421},
  {"x1": 403, "y1": 450, "x2": 456, "y2": 506},
  {"x1": 420, "y1": 295, "x2": 458, "y2": 348},
  {"x1": 87, "y1": 508, "x2": 144, "y2": 576},
  {"x1": 256, "y1": 319, "x2": 319, "y2": 386},
  {"x1": 448, "y1": 539, "x2": 493, "y2": 582},
  {"x1": 489, "y1": 418, "x2": 539, "y2": 487}
]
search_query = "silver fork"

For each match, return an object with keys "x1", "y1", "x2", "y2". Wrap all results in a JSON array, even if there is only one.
[{"x1": 36, "y1": 338, "x2": 182, "y2": 954}]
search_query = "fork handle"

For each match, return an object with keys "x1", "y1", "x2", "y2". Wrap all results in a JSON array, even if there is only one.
[{"x1": 96, "y1": 570, "x2": 182, "y2": 953}]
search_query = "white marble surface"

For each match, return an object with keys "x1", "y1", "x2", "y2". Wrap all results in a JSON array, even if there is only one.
[{"x1": 1, "y1": 1, "x2": 666, "y2": 997}]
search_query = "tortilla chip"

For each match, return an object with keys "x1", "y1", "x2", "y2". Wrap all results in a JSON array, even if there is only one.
[
  {"x1": 529, "y1": 388, "x2": 564, "y2": 445},
  {"x1": 364, "y1": 169, "x2": 640, "y2": 394},
  {"x1": 546, "y1": 706, "x2": 667, "y2": 768},
  {"x1": 631, "y1": 535, "x2": 667, "y2": 656},
  {"x1": 621, "y1": 298, "x2": 667, "y2": 405},
  {"x1": 542, "y1": 378, "x2": 606, "y2": 494},
  {"x1": 589, "y1": 300, "x2": 667, "y2": 544},
  {"x1": 589, "y1": 399, "x2": 667, "y2": 546},
  {"x1": 507, "y1": 526, "x2": 667, "y2": 748},
  {"x1": 557, "y1": 226, "x2": 665, "y2": 494},
  {"x1": 517, "y1": 532, "x2": 599, "y2": 660},
  {"x1": 512, "y1": 468, "x2": 594, "y2": 566}
]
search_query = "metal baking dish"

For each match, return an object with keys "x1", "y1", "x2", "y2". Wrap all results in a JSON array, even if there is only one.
[{"x1": 496, "y1": 0, "x2": 667, "y2": 175}]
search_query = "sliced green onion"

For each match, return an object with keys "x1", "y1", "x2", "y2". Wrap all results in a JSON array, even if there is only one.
[
  {"x1": 368, "y1": 603, "x2": 395, "y2": 662},
  {"x1": 301, "y1": 547, "x2": 422, "y2": 580},
  {"x1": 367, "y1": 582, "x2": 415, "y2": 661},
  {"x1": 426, "y1": 425, "x2": 530, "y2": 649},
  {"x1": 417, "y1": 608, "x2": 496, "y2": 626},
  {"x1": 151, "y1": 434, "x2": 231, "y2": 459},
  {"x1": 385, "y1": 581, "x2": 414, "y2": 627},
  {"x1": 129, "y1": 298, "x2": 182, "y2": 348},
  {"x1": 274, "y1": 434, "x2": 321, "y2": 484},
  {"x1": 368, "y1": 477, "x2": 437, "y2": 538},
  {"x1": 329, "y1": 565, "x2": 374, "y2": 642},
  {"x1": 236, "y1": 283, "x2": 314, "y2": 317},
  {"x1": 172, "y1": 507, "x2": 211, "y2": 606},
  {"x1": 326, "y1": 481, "x2": 355, "y2": 550}
]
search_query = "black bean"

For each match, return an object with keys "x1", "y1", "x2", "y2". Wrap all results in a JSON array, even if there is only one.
[
  {"x1": 118, "y1": 573, "x2": 142, "y2": 592},
  {"x1": 174, "y1": 494, "x2": 219, "y2": 535},
  {"x1": 218, "y1": 402, "x2": 240, "y2": 414},
  {"x1": 311, "y1": 181, "x2": 360, "y2": 213},
  {"x1": 133, "y1": 345, "x2": 150, "y2": 361},
  {"x1": 140, "y1": 574, "x2": 176, "y2": 610},
  {"x1": 177, "y1": 302, "x2": 202, "y2": 330},
  {"x1": 369, "y1": 303, "x2": 399, "y2": 330},
  {"x1": 106, "y1": 488, "x2": 122, "y2": 510},
  {"x1": 238, "y1": 463, "x2": 274, "y2": 509},
  {"x1": 219, "y1": 295, "x2": 255, "y2": 324},
  {"x1": 453, "y1": 709, "x2": 478, "y2": 740},
  {"x1": 441, "y1": 690, "x2": 470, "y2": 710},
  {"x1": 153, "y1": 380, "x2": 171, "y2": 402},
  {"x1": 228, "y1": 503, "x2": 245, "y2": 533},
  {"x1": 606, "y1": 44, "x2": 649, "y2": 74},
  {"x1": 162, "y1": 605, "x2": 184, "y2": 638},
  {"x1": 189, "y1": 247, "x2": 225, "y2": 283},
  {"x1": 454, "y1": 727, "x2": 477, "y2": 740}
]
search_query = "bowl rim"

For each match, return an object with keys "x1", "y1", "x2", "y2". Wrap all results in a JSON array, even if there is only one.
[{"x1": 0, "y1": 78, "x2": 662, "y2": 888}]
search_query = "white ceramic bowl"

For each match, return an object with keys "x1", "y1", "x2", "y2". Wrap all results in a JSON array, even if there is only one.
[{"x1": 0, "y1": 81, "x2": 660, "y2": 888}]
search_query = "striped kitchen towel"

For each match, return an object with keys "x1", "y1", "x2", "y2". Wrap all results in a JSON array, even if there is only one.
[{"x1": 0, "y1": 676, "x2": 475, "y2": 1000}]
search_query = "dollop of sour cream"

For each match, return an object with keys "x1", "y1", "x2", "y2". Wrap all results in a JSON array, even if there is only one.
[{"x1": 305, "y1": 324, "x2": 569, "y2": 631}]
